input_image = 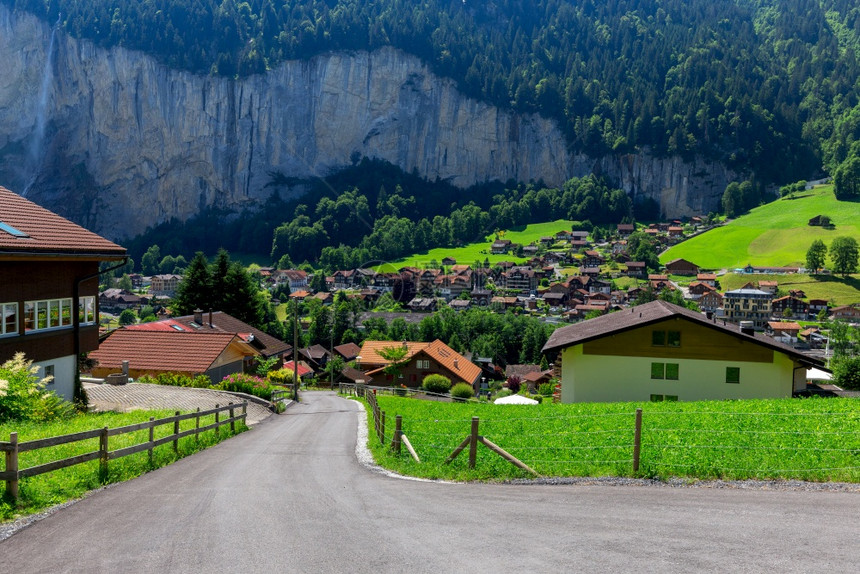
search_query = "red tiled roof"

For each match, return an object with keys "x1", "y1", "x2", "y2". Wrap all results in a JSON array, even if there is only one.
[
  {"x1": 0, "y1": 186, "x2": 126, "y2": 258},
  {"x1": 90, "y1": 330, "x2": 256, "y2": 374},
  {"x1": 127, "y1": 311, "x2": 292, "y2": 358}
]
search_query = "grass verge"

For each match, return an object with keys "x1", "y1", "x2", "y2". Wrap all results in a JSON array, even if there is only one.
[
  {"x1": 0, "y1": 410, "x2": 247, "y2": 522},
  {"x1": 364, "y1": 396, "x2": 860, "y2": 483}
]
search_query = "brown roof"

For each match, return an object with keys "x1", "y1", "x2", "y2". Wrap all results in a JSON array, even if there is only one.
[
  {"x1": 0, "y1": 186, "x2": 126, "y2": 259},
  {"x1": 334, "y1": 342, "x2": 361, "y2": 360},
  {"x1": 358, "y1": 339, "x2": 481, "y2": 384},
  {"x1": 543, "y1": 300, "x2": 822, "y2": 366},
  {"x1": 768, "y1": 322, "x2": 802, "y2": 331},
  {"x1": 168, "y1": 311, "x2": 292, "y2": 358},
  {"x1": 90, "y1": 330, "x2": 256, "y2": 374}
]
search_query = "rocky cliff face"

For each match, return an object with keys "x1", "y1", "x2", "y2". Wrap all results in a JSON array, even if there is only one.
[{"x1": 0, "y1": 7, "x2": 735, "y2": 240}]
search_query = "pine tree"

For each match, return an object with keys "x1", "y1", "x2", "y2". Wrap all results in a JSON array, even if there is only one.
[{"x1": 172, "y1": 252, "x2": 212, "y2": 316}]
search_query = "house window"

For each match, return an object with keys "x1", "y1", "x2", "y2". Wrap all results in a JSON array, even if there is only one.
[
  {"x1": 44, "y1": 364, "x2": 55, "y2": 383},
  {"x1": 79, "y1": 296, "x2": 96, "y2": 325},
  {"x1": 652, "y1": 330, "x2": 681, "y2": 347},
  {"x1": 650, "y1": 394, "x2": 678, "y2": 402},
  {"x1": 24, "y1": 298, "x2": 73, "y2": 332},
  {"x1": 416, "y1": 359, "x2": 430, "y2": 369},
  {"x1": 726, "y1": 367, "x2": 740, "y2": 384},
  {"x1": 651, "y1": 363, "x2": 679, "y2": 380},
  {"x1": 1, "y1": 302, "x2": 17, "y2": 336}
]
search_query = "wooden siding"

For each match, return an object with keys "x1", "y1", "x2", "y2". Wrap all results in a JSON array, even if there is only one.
[
  {"x1": 0, "y1": 260, "x2": 101, "y2": 363},
  {"x1": 582, "y1": 318, "x2": 774, "y2": 363}
]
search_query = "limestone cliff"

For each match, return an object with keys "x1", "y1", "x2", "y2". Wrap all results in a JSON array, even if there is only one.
[{"x1": 0, "y1": 6, "x2": 735, "y2": 240}]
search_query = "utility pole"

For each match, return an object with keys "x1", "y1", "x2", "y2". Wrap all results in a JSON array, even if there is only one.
[{"x1": 292, "y1": 296, "x2": 299, "y2": 401}]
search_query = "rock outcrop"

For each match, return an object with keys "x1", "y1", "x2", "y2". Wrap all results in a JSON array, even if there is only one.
[{"x1": 0, "y1": 6, "x2": 735, "y2": 240}]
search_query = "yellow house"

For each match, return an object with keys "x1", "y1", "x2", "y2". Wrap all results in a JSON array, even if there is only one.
[{"x1": 542, "y1": 300, "x2": 822, "y2": 403}]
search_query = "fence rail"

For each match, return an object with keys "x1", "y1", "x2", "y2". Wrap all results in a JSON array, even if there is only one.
[{"x1": 1, "y1": 402, "x2": 247, "y2": 500}]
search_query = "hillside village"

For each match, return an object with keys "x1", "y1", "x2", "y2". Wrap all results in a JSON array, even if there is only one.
[{"x1": 95, "y1": 214, "x2": 860, "y2": 393}]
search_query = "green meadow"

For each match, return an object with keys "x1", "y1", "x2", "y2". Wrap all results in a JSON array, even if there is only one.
[
  {"x1": 365, "y1": 396, "x2": 860, "y2": 483},
  {"x1": 661, "y1": 185, "x2": 860, "y2": 270},
  {"x1": 386, "y1": 219, "x2": 579, "y2": 269}
]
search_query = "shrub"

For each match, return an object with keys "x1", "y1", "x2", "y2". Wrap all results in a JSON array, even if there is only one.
[
  {"x1": 531, "y1": 394, "x2": 543, "y2": 404},
  {"x1": 138, "y1": 373, "x2": 212, "y2": 388},
  {"x1": 0, "y1": 353, "x2": 74, "y2": 422},
  {"x1": 422, "y1": 374, "x2": 452, "y2": 394},
  {"x1": 506, "y1": 376, "x2": 522, "y2": 394},
  {"x1": 538, "y1": 382, "x2": 554, "y2": 397},
  {"x1": 218, "y1": 373, "x2": 273, "y2": 400},
  {"x1": 494, "y1": 389, "x2": 512, "y2": 399},
  {"x1": 450, "y1": 382, "x2": 475, "y2": 400},
  {"x1": 267, "y1": 368, "x2": 296, "y2": 386},
  {"x1": 832, "y1": 357, "x2": 860, "y2": 390}
]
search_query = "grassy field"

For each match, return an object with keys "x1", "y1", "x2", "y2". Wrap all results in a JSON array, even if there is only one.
[
  {"x1": 661, "y1": 185, "x2": 860, "y2": 269},
  {"x1": 364, "y1": 396, "x2": 860, "y2": 483},
  {"x1": 719, "y1": 273, "x2": 860, "y2": 305},
  {"x1": 0, "y1": 410, "x2": 246, "y2": 521},
  {"x1": 386, "y1": 219, "x2": 582, "y2": 268}
]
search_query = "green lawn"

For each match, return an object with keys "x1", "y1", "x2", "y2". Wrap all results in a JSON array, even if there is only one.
[
  {"x1": 386, "y1": 219, "x2": 584, "y2": 268},
  {"x1": 364, "y1": 395, "x2": 860, "y2": 483},
  {"x1": 661, "y1": 185, "x2": 860, "y2": 269}
]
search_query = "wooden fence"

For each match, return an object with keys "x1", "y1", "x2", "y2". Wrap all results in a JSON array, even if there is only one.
[
  {"x1": 352, "y1": 388, "x2": 646, "y2": 476},
  {"x1": 1, "y1": 402, "x2": 247, "y2": 500}
]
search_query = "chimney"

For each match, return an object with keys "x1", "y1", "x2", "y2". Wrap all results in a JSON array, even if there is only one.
[
  {"x1": 209, "y1": 309, "x2": 213, "y2": 327},
  {"x1": 194, "y1": 308, "x2": 203, "y2": 324},
  {"x1": 121, "y1": 360, "x2": 129, "y2": 376},
  {"x1": 454, "y1": 359, "x2": 459, "y2": 369},
  {"x1": 739, "y1": 321, "x2": 755, "y2": 336}
]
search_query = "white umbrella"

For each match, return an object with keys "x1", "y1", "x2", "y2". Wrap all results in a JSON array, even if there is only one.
[
  {"x1": 494, "y1": 394, "x2": 539, "y2": 405},
  {"x1": 806, "y1": 367, "x2": 832, "y2": 381}
]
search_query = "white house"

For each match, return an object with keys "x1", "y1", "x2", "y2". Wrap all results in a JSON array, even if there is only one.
[{"x1": 542, "y1": 300, "x2": 822, "y2": 403}]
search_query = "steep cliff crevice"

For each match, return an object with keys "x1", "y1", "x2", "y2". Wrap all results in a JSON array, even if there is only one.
[{"x1": 0, "y1": 6, "x2": 736, "y2": 240}]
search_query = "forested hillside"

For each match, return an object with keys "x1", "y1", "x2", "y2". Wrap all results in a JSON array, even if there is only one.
[{"x1": 7, "y1": 0, "x2": 860, "y2": 184}]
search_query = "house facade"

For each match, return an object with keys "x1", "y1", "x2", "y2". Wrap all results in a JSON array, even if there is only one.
[
  {"x1": 0, "y1": 186, "x2": 127, "y2": 400},
  {"x1": 358, "y1": 339, "x2": 481, "y2": 388},
  {"x1": 542, "y1": 300, "x2": 820, "y2": 403},
  {"x1": 723, "y1": 288, "x2": 773, "y2": 329}
]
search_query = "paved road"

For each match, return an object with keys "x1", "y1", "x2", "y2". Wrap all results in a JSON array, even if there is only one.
[{"x1": 1, "y1": 392, "x2": 858, "y2": 573}]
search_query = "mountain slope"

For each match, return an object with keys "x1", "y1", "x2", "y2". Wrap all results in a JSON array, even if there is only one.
[
  {"x1": 660, "y1": 185, "x2": 860, "y2": 269},
  {"x1": 6, "y1": 0, "x2": 860, "y2": 182}
]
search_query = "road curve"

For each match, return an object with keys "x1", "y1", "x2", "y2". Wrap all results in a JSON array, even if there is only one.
[{"x1": 1, "y1": 392, "x2": 858, "y2": 573}]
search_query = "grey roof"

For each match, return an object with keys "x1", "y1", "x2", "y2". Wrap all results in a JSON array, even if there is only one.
[{"x1": 542, "y1": 300, "x2": 823, "y2": 366}]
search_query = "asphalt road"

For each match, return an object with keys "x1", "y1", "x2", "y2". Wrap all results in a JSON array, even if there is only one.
[{"x1": 1, "y1": 392, "x2": 858, "y2": 573}]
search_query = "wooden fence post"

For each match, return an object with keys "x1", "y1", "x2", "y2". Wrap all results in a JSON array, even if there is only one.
[
  {"x1": 215, "y1": 404, "x2": 220, "y2": 437},
  {"x1": 148, "y1": 417, "x2": 155, "y2": 465},
  {"x1": 633, "y1": 408, "x2": 643, "y2": 473},
  {"x1": 380, "y1": 410, "x2": 386, "y2": 444},
  {"x1": 242, "y1": 401, "x2": 247, "y2": 423},
  {"x1": 393, "y1": 415, "x2": 402, "y2": 455},
  {"x1": 469, "y1": 417, "x2": 479, "y2": 469},
  {"x1": 195, "y1": 408, "x2": 200, "y2": 442},
  {"x1": 99, "y1": 426, "x2": 109, "y2": 480},
  {"x1": 173, "y1": 411, "x2": 180, "y2": 453},
  {"x1": 229, "y1": 403, "x2": 235, "y2": 432},
  {"x1": 6, "y1": 432, "x2": 18, "y2": 500}
]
